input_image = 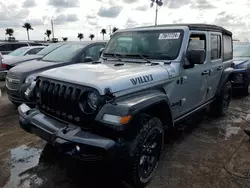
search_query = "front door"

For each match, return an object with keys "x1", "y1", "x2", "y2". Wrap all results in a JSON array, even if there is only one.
[{"x1": 179, "y1": 32, "x2": 209, "y2": 115}]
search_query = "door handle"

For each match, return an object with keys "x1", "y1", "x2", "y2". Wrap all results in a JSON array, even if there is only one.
[
  {"x1": 202, "y1": 70, "x2": 210, "y2": 75},
  {"x1": 217, "y1": 66, "x2": 223, "y2": 70}
]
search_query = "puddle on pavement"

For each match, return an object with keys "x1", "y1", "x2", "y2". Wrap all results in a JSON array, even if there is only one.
[
  {"x1": 3, "y1": 145, "x2": 43, "y2": 188},
  {"x1": 219, "y1": 124, "x2": 241, "y2": 140}
]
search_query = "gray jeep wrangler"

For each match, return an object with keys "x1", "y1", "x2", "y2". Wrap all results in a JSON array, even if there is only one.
[{"x1": 18, "y1": 24, "x2": 233, "y2": 188}]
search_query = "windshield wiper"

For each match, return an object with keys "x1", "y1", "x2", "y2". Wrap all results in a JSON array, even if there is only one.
[
  {"x1": 103, "y1": 53, "x2": 122, "y2": 61},
  {"x1": 138, "y1": 55, "x2": 151, "y2": 63},
  {"x1": 114, "y1": 53, "x2": 122, "y2": 61},
  {"x1": 123, "y1": 54, "x2": 152, "y2": 63}
]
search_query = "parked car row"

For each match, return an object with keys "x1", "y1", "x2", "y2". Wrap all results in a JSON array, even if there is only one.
[
  {"x1": 1, "y1": 23, "x2": 250, "y2": 188},
  {"x1": 5, "y1": 41, "x2": 107, "y2": 106},
  {"x1": 0, "y1": 41, "x2": 45, "y2": 55}
]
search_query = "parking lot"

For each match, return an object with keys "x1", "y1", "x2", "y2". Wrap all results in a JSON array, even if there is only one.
[{"x1": 1, "y1": 80, "x2": 250, "y2": 188}]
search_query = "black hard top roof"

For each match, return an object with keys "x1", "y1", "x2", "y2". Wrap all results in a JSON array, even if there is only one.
[{"x1": 136, "y1": 23, "x2": 232, "y2": 36}]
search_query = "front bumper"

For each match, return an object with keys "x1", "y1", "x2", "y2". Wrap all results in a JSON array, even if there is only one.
[
  {"x1": 231, "y1": 70, "x2": 249, "y2": 88},
  {"x1": 18, "y1": 104, "x2": 116, "y2": 161}
]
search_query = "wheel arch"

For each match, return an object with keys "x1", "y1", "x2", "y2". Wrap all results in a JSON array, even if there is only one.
[
  {"x1": 215, "y1": 67, "x2": 234, "y2": 96},
  {"x1": 131, "y1": 99, "x2": 174, "y2": 130},
  {"x1": 96, "y1": 90, "x2": 174, "y2": 130}
]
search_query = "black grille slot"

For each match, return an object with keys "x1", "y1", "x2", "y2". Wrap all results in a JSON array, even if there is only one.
[{"x1": 37, "y1": 78, "x2": 98, "y2": 129}]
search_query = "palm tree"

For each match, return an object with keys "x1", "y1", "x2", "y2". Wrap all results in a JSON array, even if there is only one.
[
  {"x1": 89, "y1": 34, "x2": 95, "y2": 40},
  {"x1": 5, "y1": 28, "x2": 14, "y2": 37},
  {"x1": 100, "y1": 29, "x2": 106, "y2": 40},
  {"x1": 62, "y1": 37, "x2": 68, "y2": 41},
  {"x1": 78, "y1": 33, "x2": 83, "y2": 41},
  {"x1": 23, "y1": 23, "x2": 33, "y2": 41},
  {"x1": 112, "y1": 27, "x2": 118, "y2": 33},
  {"x1": 150, "y1": 0, "x2": 163, "y2": 25},
  {"x1": 45, "y1": 29, "x2": 52, "y2": 41}
]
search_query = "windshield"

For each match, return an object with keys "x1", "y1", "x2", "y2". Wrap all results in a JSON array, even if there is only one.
[
  {"x1": 103, "y1": 29, "x2": 184, "y2": 60},
  {"x1": 37, "y1": 43, "x2": 63, "y2": 56},
  {"x1": 233, "y1": 44, "x2": 250, "y2": 57},
  {"x1": 42, "y1": 43, "x2": 86, "y2": 62},
  {"x1": 8, "y1": 47, "x2": 28, "y2": 56}
]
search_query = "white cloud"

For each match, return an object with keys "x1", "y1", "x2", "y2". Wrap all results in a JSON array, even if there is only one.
[{"x1": 0, "y1": 0, "x2": 249, "y2": 41}]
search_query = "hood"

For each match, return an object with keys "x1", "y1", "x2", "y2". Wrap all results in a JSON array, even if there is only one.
[
  {"x1": 9, "y1": 59, "x2": 67, "y2": 75},
  {"x1": 3, "y1": 55, "x2": 42, "y2": 66},
  {"x1": 39, "y1": 62, "x2": 173, "y2": 95}
]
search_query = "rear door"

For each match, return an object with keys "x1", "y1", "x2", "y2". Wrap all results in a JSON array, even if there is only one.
[{"x1": 206, "y1": 32, "x2": 223, "y2": 100}]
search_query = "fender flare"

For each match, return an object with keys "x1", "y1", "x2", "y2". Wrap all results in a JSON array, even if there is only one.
[
  {"x1": 215, "y1": 67, "x2": 234, "y2": 96},
  {"x1": 95, "y1": 91, "x2": 174, "y2": 130}
]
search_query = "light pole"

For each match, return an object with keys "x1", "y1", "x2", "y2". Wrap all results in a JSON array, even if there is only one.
[{"x1": 150, "y1": 0, "x2": 163, "y2": 26}]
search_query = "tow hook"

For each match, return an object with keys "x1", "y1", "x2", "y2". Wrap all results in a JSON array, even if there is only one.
[{"x1": 62, "y1": 125, "x2": 70, "y2": 134}]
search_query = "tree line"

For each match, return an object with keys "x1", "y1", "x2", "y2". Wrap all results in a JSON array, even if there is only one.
[{"x1": 5, "y1": 23, "x2": 119, "y2": 41}]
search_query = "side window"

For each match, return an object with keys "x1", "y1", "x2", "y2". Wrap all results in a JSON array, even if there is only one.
[
  {"x1": 0, "y1": 44, "x2": 12, "y2": 51},
  {"x1": 210, "y1": 35, "x2": 221, "y2": 60},
  {"x1": 94, "y1": 44, "x2": 105, "y2": 59},
  {"x1": 26, "y1": 48, "x2": 43, "y2": 55},
  {"x1": 85, "y1": 46, "x2": 95, "y2": 57},
  {"x1": 29, "y1": 43, "x2": 43, "y2": 46},
  {"x1": 12, "y1": 43, "x2": 28, "y2": 50},
  {"x1": 187, "y1": 35, "x2": 206, "y2": 51},
  {"x1": 223, "y1": 35, "x2": 233, "y2": 61},
  {"x1": 184, "y1": 34, "x2": 206, "y2": 69},
  {"x1": 81, "y1": 44, "x2": 105, "y2": 61}
]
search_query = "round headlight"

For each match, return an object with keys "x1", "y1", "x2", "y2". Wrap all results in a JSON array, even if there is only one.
[{"x1": 87, "y1": 92, "x2": 98, "y2": 110}]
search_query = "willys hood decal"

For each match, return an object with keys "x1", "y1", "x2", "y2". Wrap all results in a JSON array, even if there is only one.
[{"x1": 39, "y1": 63, "x2": 174, "y2": 95}]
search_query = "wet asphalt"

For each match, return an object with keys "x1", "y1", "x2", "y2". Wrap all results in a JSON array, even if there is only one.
[{"x1": 2, "y1": 81, "x2": 250, "y2": 188}]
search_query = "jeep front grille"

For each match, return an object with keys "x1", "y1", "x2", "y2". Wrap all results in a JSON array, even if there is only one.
[
  {"x1": 36, "y1": 78, "x2": 97, "y2": 129},
  {"x1": 6, "y1": 73, "x2": 21, "y2": 90}
]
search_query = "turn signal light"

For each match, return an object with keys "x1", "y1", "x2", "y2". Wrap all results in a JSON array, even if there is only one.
[{"x1": 120, "y1": 115, "x2": 132, "y2": 124}]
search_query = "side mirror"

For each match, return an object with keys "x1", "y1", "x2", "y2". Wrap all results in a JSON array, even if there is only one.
[
  {"x1": 187, "y1": 49, "x2": 206, "y2": 65},
  {"x1": 83, "y1": 56, "x2": 93, "y2": 63},
  {"x1": 99, "y1": 48, "x2": 104, "y2": 57}
]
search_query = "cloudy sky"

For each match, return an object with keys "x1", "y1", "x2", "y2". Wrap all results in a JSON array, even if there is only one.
[{"x1": 0, "y1": 0, "x2": 249, "y2": 41}]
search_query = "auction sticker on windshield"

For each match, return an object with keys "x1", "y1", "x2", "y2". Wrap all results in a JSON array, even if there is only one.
[{"x1": 158, "y1": 32, "x2": 180, "y2": 40}]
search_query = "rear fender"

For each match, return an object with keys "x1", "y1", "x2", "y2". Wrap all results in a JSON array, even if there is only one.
[{"x1": 215, "y1": 67, "x2": 234, "y2": 96}]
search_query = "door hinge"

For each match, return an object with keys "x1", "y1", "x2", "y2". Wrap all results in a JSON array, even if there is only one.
[
  {"x1": 207, "y1": 87, "x2": 212, "y2": 93},
  {"x1": 180, "y1": 98, "x2": 186, "y2": 106},
  {"x1": 180, "y1": 76, "x2": 187, "y2": 84}
]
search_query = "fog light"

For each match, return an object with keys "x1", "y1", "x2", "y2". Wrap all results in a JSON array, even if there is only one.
[{"x1": 76, "y1": 145, "x2": 80, "y2": 152}]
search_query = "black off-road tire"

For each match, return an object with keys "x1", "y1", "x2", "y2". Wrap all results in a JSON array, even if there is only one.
[
  {"x1": 11, "y1": 102, "x2": 20, "y2": 108},
  {"x1": 124, "y1": 114, "x2": 164, "y2": 188},
  {"x1": 210, "y1": 81, "x2": 232, "y2": 117}
]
